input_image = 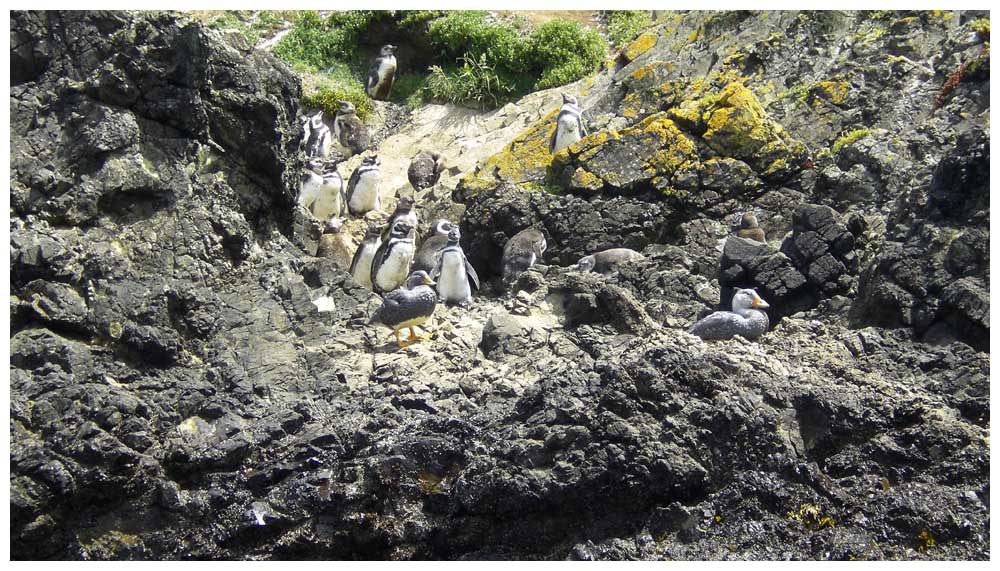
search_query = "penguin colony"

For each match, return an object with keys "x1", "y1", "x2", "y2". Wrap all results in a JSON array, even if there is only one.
[{"x1": 298, "y1": 44, "x2": 773, "y2": 347}]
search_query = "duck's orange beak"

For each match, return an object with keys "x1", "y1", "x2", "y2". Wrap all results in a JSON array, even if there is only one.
[
  {"x1": 751, "y1": 294, "x2": 770, "y2": 309},
  {"x1": 423, "y1": 275, "x2": 436, "y2": 286}
]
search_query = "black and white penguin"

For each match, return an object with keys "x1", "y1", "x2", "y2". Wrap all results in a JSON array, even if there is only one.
[
  {"x1": 346, "y1": 156, "x2": 381, "y2": 216},
  {"x1": 412, "y1": 219, "x2": 453, "y2": 274},
  {"x1": 333, "y1": 101, "x2": 371, "y2": 156},
  {"x1": 407, "y1": 150, "x2": 445, "y2": 190},
  {"x1": 303, "y1": 110, "x2": 332, "y2": 159},
  {"x1": 575, "y1": 248, "x2": 645, "y2": 274},
  {"x1": 432, "y1": 226, "x2": 480, "y2": 305},
  {"x1": 369, "y1": 270, "x2": 437, "y2": 347},
  {"x1": 381, "y1": 196, "x2": 418, "y2": 241},
  {"x1": 297, "y1": 157, "x2": 325, "y2": 213},
  {"x1": 370, "y1": 220, "x2": 416, "y2": 295},
  {"x1": 736, "y1": 212, "x2": 766, "y2": 242},
  {"x1": 501, "y1": 227, "x2": 547, "y2": 290},
  {"x1": 349, "y1": 225, "x2": 382, "y2": 290},
  {"x1": 366, "y1": 44, "x2": 397, "y2": 101},
  {"x1": 308, "y1": 163, "x2": 345, "y2": 221},
  {"x1": 549, "y1": 93, "x2": 587, "y2": 153},
  {"x1": 688, "y1": 288, "x2": 770, "y2": 341}
]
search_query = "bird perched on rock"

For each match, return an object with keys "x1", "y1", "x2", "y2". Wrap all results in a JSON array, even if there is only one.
[
  {"x1": 432, "y1": 226, "x2": 480, "y2": 305},
  {"x1": 317, "y1": 217, "x2": 354, "y2": 267},
  {"x1": 407, "y1": 150, "x2": 445, "y2": 190},
  {"x1": 412, "y1": 219, "x2": 453, "y2": 274},
  {"x1": 549, "y1": 93, "x2": 587, "y2": 153},
  {"x1": 333, "y1": 101, "x2": 370, "y2": 156},
  {"x1": 576, "y1": 248, "x2": 645, "y2": 273},
  {"x1": 349, "y1": 225, "x2": 382, "y2": 290},
  {"x1": 688, "y1": 288, "x2": 770, "y2": 341},
  {"x1": 346, "y1": 156, "x2": 381, "y2": 216},
  {"x1": 371, "y1": 220, "x2": 416, "y2": 295},
  {"x1": 303, "y1": 110, "x2": 332, "y2": 159},
  {"x1": 304, "y1": 163, "x2": 345, "y2": 222},
  {"x1": 501, "y1": 227, "x2": 547, "y2": 290},
  {"x1": 369, "y1": 270, "x2": 437, "y2": 347},
  {"x1": 366, "y1": 44, "x2": 397, "y2": 101},
  {"x1": 736, "y1": 212, "x2": 766, "y2": 242},
  {"x1": 297, "y1": 158, "x2": 325, "y2": 212},
  {"x1": 381, "y1": 196, "x2": 418, "y2": 241}
]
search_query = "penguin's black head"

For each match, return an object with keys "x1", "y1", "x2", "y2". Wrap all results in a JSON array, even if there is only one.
[
  {"x1": 362, "y1": 155, "x2": 379, "y2": 167},
  {"x1": 395, "y1": 196, "x2": 415, "y2": 211},
  {"x1": 306, "y1": 157, "x2": 324, "y2": 172},
  {"x1": 447, "y1": 226, "x2": 461, "y2": 244},
  {"x1": 337, "y1": 101, "x2": 356, "y2": 114},
  {"x1": 364, "y1": 225, "x2": 382, "y2": 239},
  {"x1": 433, "y1": 219, "x2": 452, "y2": 236},
  {"x1": 561, "y1": 93, "x2": 579, "y2": 106},
  {"x1": 381, "y1": 44, "x2": 396, "y2": 56}
]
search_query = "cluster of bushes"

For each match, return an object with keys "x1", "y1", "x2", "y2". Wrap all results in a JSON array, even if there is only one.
[
  {"x1": 264, "y1": 10, "x2": 612, "y2": 113},
  {"x1": 604, "y1": 10, "x2": 654, "y2": 47}
]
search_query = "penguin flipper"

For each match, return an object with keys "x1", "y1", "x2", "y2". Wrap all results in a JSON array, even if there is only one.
[
  {"x1": 579, "y1": 115, "x2": 588, "y2": 138},
  {"x1": 346, "y1": 168, "x2": 361, "y2": 210},
  {"x1": 548, "y1": 126, "x2": 557, "y2": 153},
  {"x1": 366, "y1": 62, "x2": 379, "y2": 93},
  {"x1": 464, "y1": 257, "x2": 481, "y2": 290},
  {"x1": 349, "y1": 243, "x2": 365, "y2": 276}
]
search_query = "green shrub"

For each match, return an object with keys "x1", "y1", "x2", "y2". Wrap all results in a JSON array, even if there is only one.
[
  {"x1": 605, "y1": 10, "x2": 654, "y2": 47},
  {"x1": 528, "y1": 19, "x2": 606, "y2": 90},
  {"x1": 298, "y1": 62, "x2": 374, "y2": 121},
  {"x1": 428, "y1": 11, "x2": 530, "y2": 74},
  {"x1": 274, "y1": 11, "x2": 388, "y2": 70},
  {"x1": 424, "y1": 54, "x2": 516, "y2": 110},
  {"x1": 390, "y1": 72, "x2": 429, "y2": 108}
]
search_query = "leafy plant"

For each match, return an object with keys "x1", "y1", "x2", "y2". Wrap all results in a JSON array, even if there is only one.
[
  {"x1": 424, "y1": 54, "x2": 516, "y2": 109},
  {"x1": 605, "y1": 10, "x2": 654, "y2": 47},
  {"x1": 529, "y1": 19, "x2": 606, "y2": 90},
  {"x1": 298, "y1": 62, "x2": 374, "y2": 121}
]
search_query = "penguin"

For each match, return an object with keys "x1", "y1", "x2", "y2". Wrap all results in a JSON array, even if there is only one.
[
  {"x1": 736, "y1": 212, "x2": 766, "y2": 242},
  {"x1": 333, "y1": 101, "x2": 371, "y2": 156},
  {"x1": 370, "y1": 220, "x2": 416, "y2": 295},
  {"x1": 297, "y1": 158, "x2": 325, "y2": 213},
  {"x1": 549, "y1": 93, "x2": 587, "y2": 154},
  {"x1": 432, "y1": 226, "x2": 480, "y2": 305},
  {"x1": 501, "y1": 227, "x2": 547, "y2": 290},
  {"x1": 369, "y1": 270, "x2": 437, "y2": 347},
  {"x1": 380, "y1": 196, "x2": 418, "y2": 242},
  {"x1": 688, "y1": 288, "x2": 770, "y2": 341},
  {"x1": 366, "y1": 44, "x2": 397, "y2": 101},
  {"x1": 349, "y1": 225, "x2": 382, "y2": 290},
  {"x1": 412, "y1": 219, "x2": 453, "y2": 274},
  {"x1": 407, "y1": 150, "x2": 445, "y2": 190},
  {"x1": 575, "y1": 248, "x2": 646, "y2": 274},
  {"x1": 303, "y1": 110, "x2": 332, "y2": 159},
  {"x1": 346, "y1": 156, "x2": 381, "y2": 216},
  {"x1": 317, "y1": 217, "x2": 355, "y2": 268},
  {"x1": 307, "y1": 163, "x2": 345, "y2": 221}
]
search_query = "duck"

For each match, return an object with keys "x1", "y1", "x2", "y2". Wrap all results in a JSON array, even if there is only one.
[
  {"x1": 688, "y1": 288, "x2": 770, "y2": 340},
  {"x1": 369, "y1": 270, "x2": 437, "y2": 347}
]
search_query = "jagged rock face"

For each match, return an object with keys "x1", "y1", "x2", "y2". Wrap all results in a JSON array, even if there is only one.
[{"x1": 9, "y1": 9, "x2": 990, "y2": 562}]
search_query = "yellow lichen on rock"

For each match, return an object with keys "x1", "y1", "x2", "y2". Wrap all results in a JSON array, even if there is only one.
[
  {"x1": 624, "y1": 31, "x2": 658, "y2": 62},
  {"x1": 459, "y1": 110, "x2": 559, "y2": 193},
  {"x1": 702, "y1": 82, "x2": 773, "y2": 158},
  {"x1": 570, "y1": 168, "x2": 604, "y2": 191},
  {"x1": 813, "y1": 80, "x2": 850, "y2": 106}
]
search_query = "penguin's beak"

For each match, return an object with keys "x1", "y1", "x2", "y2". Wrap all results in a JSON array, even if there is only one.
[{"x1": 751, "y1": 295, "x2": 769, "y2": 309}]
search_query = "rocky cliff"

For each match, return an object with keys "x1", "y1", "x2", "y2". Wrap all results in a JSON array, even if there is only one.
[{"x1": 9, "y1": 10, "x2": 989, "y2": 560}]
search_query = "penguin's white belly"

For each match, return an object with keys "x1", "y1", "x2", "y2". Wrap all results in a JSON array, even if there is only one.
[
  {"x1": 377, "y1": 58, "x2": 396, "y2": 84},
  {"x1": 312, "y1": 180, "x2": 343, "y2": 220},
  {"x1": 350, "y1": 174, "x2": 380, "y2": 213},
  {"x1": 554, "y1": 115, "x2": 582, "y2": 151},
  {"x1": 438, "y1": 252, "x2": 471, "y2": 303},
  {"x1": 374, "y1": 242, "x2": 414, "y2": 291},
  {"x1": 353, "y1": 246, "x2": 378, "y2": 289},
  {"x1": 298, "y1": 175, "x2": 322, "y2": 210}
]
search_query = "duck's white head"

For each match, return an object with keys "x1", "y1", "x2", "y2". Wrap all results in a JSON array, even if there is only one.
[{"x1": 732, "y1": 288, "x2": 769, "y2": 315}]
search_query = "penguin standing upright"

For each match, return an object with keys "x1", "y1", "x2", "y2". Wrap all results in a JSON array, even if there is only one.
[
  {"x1": 346, "y1": 156, "x2": 382, "y2": 216},
  {"x1": 412, "y1": 219, "x2": 453, "y2": 274},
  {"x1": 297, "y1": 158, "x2": 325, "y2": 212},
  {"x1": 549, "y1": 93, "x2": 587, "y2": 153},
  {"x1": 370, "y1": 220, "x2": 416, "y2": 295},
  {"x1": 333, "y1": 101, "x2": 371, "y2": 156},
  {"x1": 432, "y1": 226, "x2": 480, "y2": 305},
  {"x1": 366, "y1": 44, "x2": 397, "y2": 101},
  {"x1": 381, "y1": 196, "x2": 418, "y2": 241},
  {"x1": 501, "y1": 227, "x2": 547, "y2": 290},
  {"x1": 407, "y1": 150, "x2": 445, "y2": 190},
  {"x1": 349, "y1": 225, "x2": 383, "y2": 290},
  {"x1": 303, "y1": 110, "x2": 332, "y2": 159},
  {"x1": 309, "y1": 164, "x2": 346, "y2": 221}
]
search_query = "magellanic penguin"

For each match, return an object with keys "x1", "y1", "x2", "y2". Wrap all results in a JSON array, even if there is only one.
[
  {"x1": 432, "y1": 226, "x2": 480, "y2": 305},
  {"x1": 303, "y1": 110, "x2": 332, "y2": 159},
  {"x1": 412, "y1": 219, "x2": 453, "y2": 274},
  {"x1": 688, "y1": 288, "x2": 770, "y2": 341},
  {"x1": 346, "y1": 156, "x2": 382, "y2": 216},
  {"x1": 549, "y1": 93, "x2": 587, "y2": 154},
  {"x1": 349, "y1": 225, "x2": 382, "y2": 290},
  {"x1": 501, "y1": 227, "x2": 547, "y2": 290},
  {"x1": 576, "y1": 248, "x2": 645, "y2": 274},
  {"x1": 380, "y1": 196, "x2": 418, "y2": 241},
  {"x1": 370, "y1": 220, "x2": 416, "y2": 295},
  {"x1": 407, "y1": 150, "x2": 445, "y2": 190},
  {"x1": 308, "y1": 163, "x2": 346, "y2": 221},
  {"x1": 369, "y1": 270, "x2": 437, "y2": 347},
  {"x1": 366, "y1": 44, "x2": 397, "y2": 101},
  {"x1": 736, "y1": 212, "x2": 766, "y2": 242},
  {"x1": 297, "y1": 158, "x2": 325, "y2": 213},
  {"x1": 333, "y1": 101, "x2": 371, "y2": 156}
]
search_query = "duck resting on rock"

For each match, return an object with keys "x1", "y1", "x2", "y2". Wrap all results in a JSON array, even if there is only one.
[
  {"x1": 369, "y1": 270, "x2": 437, "y2": 347},
  {"x1": 688, "y1": 288, "x2": 770, "y2": 341}
]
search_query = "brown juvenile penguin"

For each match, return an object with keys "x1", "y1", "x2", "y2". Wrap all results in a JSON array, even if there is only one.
[{"x1": 736, "y1": 212, "x2": 766, "y2": 242}]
